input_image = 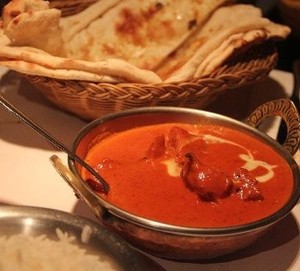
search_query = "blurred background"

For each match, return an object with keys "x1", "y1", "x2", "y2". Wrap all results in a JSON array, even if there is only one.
[
  {"x1": 0, "y1": 0, "x2": 299, "y2": 72},
  {"x1": 238, "y1": 0, "x2": 300, "y2": 72}
]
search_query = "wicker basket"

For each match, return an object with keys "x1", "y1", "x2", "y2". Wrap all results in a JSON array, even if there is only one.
[
  {"x1": 48, "y1": 0, "x2": 98, "y2": 16},
  {"x1": 22, "y1": 2, "x2": 279, "y2": 120},
  {"x1": 24, "y1": 41, "x2": 278, "y2": 120}
]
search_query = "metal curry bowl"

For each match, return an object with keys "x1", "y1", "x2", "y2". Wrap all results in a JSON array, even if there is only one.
[{"x1": 51, "y1": 99, "x2": 300, "y2": 261}]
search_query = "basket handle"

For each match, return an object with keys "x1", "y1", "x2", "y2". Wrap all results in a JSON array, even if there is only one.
[{"x1": 246, "y1": 99, "x2": 300, "y2": 156}]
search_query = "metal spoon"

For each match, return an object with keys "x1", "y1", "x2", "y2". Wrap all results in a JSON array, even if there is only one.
[{"x1": 0, "y1": 95, "x2": 110, "y2": 194}]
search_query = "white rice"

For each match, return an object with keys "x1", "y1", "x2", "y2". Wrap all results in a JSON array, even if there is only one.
[
  {"x1": 81, "y1": 225, "x2": 93, "y2": 244},
  {"x1": 0, "y1": 228, "x2": 119, "y2": 271}
]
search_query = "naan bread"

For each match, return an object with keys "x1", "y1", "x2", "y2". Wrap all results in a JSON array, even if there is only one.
[
  {"x1": 156, "y1": 4, "x2": 290, "y2": 82},
  {"x1": 0, "y1": 1, "x2": 291, "y2": 84},
  {"x1": 0, "y1": 0, "x2": 163, "y2": 83},
  {"x1": 2, "y1": 0, "x2": 64, "y2": 56},
  {"x1": 59, "y1": 0, "x2": 122, "y2": 43},
  {"x1": 0, "y1": 45, "x2": 162, "y2": 83},
  {"x1": 0, "y1": 59, "x2": 121, "y2": 83},
  {"x1": 64, "y1": 0, "x2": 231, "y2": 70}
]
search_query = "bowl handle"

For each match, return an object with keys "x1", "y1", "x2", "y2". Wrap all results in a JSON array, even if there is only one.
[
  {"x1": 246, "y1": 98, "x2": 300, "y2": 156},
  {"x1": 49, "y1": 155, "x2": 105, "y2": 220}
]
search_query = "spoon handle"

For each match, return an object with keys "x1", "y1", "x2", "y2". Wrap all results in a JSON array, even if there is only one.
[{"x1": 0, "y1": 95, "x2": 109, "y2": 194}]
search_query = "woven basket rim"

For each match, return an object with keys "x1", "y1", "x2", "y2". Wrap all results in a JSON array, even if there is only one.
[
  {"x1": 22, "y1": 42, "x2": 277, "y2": 120},
  {"x1": 23, "y1": 42, "x2": 278, "y2": 109}
]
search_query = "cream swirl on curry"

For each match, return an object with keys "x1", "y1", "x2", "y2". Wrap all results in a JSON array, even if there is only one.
[{"x1": 164, "y1": 133, "x2": 277, "y2": 182}]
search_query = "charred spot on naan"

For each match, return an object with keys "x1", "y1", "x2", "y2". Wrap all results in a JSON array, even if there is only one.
[{"x1": 64, "y1": 0, "x2": 231, "y2": 70}]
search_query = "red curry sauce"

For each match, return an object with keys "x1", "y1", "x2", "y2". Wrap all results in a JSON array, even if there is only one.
[{"x1": 81, "y1": 123, "x2": 293, "y2": 228}]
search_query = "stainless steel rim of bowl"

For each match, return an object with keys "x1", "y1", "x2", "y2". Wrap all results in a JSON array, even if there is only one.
[
  {"x1": 0, "y1": 204, "x2": 165, "y2": 271},
  {"x1": 68, "y1": 106, "x2": 300, "y2": 237}
]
